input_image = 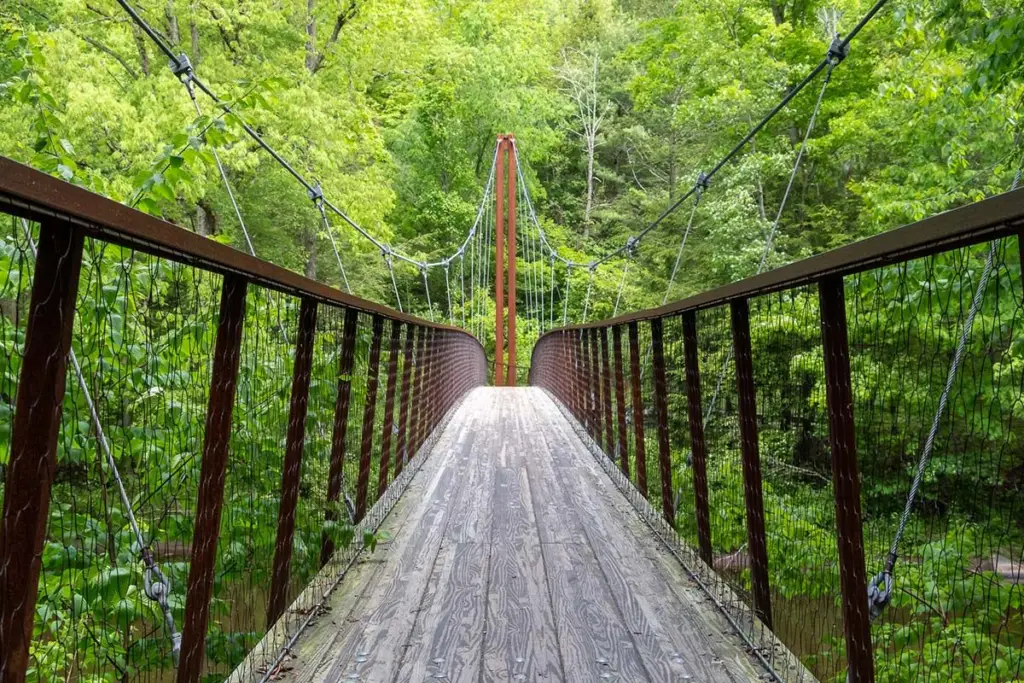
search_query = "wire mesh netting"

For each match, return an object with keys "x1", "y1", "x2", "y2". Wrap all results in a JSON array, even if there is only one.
[
  {"x1": 748, "y1": 288, "x2": 839, "y2": 679},
  {"x1": 532, "y1": 236, "x2": 1024, "y2": 683},
  {"x1": 847, "y1": 239, "x2": 1024, "y2": 682},
  {"x1": 0, "y1": 213, "x2": 487, "y2": 682},
  {"x1": 33, "y1": 233, "x2": 220, "y2": 681}
]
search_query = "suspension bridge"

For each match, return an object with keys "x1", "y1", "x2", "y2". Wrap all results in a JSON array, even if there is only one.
[{"x1": 1, "y1": 0, "x2": 1023, "y2": 682}]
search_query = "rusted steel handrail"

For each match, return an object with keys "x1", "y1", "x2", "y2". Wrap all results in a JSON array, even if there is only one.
[
  {"x1": 557, "y1": 185, "x2": 1024, "y2": 329},
  {"x1": 530, "y1": 186, "x2": 1024, "y2": 683},
  {"x1": 0, "y1": 157, "x2": 469, "y2": 333},
  {"x1": 0, "y1": 156, "x2": 486, "y2": 683}
]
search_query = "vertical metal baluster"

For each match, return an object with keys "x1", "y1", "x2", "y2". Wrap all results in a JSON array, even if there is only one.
[
  {"x1": 627, "y1": 321, "x2": 648, "y2": 498},
  {"x1": 600, "y1": 327, "x2": 614, "y2": 456},
  {"x1": 355, "y1": 315, "x2": 384, "y2": 522},
  {"x1": 177, "y1": 274, "x2": 248, "y2": 683},
  {"x1": 377, "y1": 320, "x2": 401, "y2": 498},
  {"x1": 650, "y1": 318, "x2": 675, "y2": 524},
  {"x1": 730, "y1": 298, "x2": 772, "y2": 629},
  {"x1": 0, "y1": 223, "x2": 84, "y2": 683},
  {"x1": 394, "y1": 324, "x2": 415, "y2": 478},
  {"x1": 613, "y1": 326, "x2": 629, "y2": 476},
  {"x1": 268, "y1": 297, "x2": 318, "y2": 625},
  {"x1": 322, "y1": 308, "x2": 358, "y2": 566},
  {"x1": 682, "y1": 311, "x2": 713, "y2": 566},
  {"x1": 819, "y1": 275, "x2": 875, "y2": 682}
]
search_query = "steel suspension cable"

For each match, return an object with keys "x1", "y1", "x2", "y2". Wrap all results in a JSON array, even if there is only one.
[
  {"x1": 863, "y1": 167, "x2": 1023, "y2": 624},
  {"x1": 421, "y1": 267, "x2": 435, "y2": 322},
  {"x1": 313, "y1": 192, "x2": 352, "y2": 294},
  {"x1": 662, "y1": 185, "x2": 705, "y2": 305},
  {"x1": 562, "y1": 264, "x2": 573, "y2": 326},
  {"x1": 613, "y1": 259, "x2": 631, "y2": 317},
  {"x1": 114, "y1": 0, "x2": 499, "y2": 289},
  {"x1": 386, "y1": 253, "x2": 403, "y2": 312},
  {"x1": 444, "y1": 263, "x2": 453, "y2": 325},
  {"x1": 549, "y1": 254, "x2": 557, "y2": 330},
  {"x1": 580, "y1": 268, "x2": 596, "y2": 324},
  {"x1": 702, "y1": 62, "x2": 835, "y2": 422},
  {"x1": 505, "y1": 9, "x2": 887, "y2": 278},
  {"x1": 19, "y1": 217, "x2": 182, "y2": 663}
]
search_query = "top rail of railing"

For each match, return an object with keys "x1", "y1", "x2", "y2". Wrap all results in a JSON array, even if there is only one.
[
  {"x1": 0, "y1": 155, "x2": 467, "y2": 333},
  {"x1": 529, "y1": 187, "x2": 1024, "y2": 683},
  {"x1": 550, "y1": 185, "x2": 1024, "y2": 331}
]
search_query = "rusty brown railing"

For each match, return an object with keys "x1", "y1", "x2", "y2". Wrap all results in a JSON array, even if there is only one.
[
  {"x1": 531, "y1": 187, "x2": 1024, "y2": 683},
  {"x1": 0, "y1": 157, "x2": 486, "y2": 682}
]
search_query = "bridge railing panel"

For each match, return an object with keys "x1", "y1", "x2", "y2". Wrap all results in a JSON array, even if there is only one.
[
  {"x1": 530, "y1": 186, "x2": 1024, "y2": 683},
  {"x1": 0, "y1": 159, "x2": 488, "y2": 683}
]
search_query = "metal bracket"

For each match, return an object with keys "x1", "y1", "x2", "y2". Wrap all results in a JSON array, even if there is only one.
[
  {"x1": 827, "y1": 34, "x2": 849, "y2": 66},
  {"x1": 695, "y1": 171, "x2": 710, "y2": 193},
  {"x1": 169, "y1": 53, "x2": 193, "y2": 82},
  {"x1": 307, "y1": 182, "x2": 324, "y2": 205},
  {"x1": 625, "y1": 236, "x2": 640, "y2": 258}
]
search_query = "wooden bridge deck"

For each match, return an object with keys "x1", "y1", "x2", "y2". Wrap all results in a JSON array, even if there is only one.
[{"x1": 278, "y1": 387, "x2": 764, "y2": 682}]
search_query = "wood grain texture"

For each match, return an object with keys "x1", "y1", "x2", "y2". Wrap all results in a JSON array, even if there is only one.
[{"x1": 276, "y1": 387, "x2": 766, "y2": 683}]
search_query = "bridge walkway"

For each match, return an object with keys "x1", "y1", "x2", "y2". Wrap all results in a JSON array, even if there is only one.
[{"x1": 279, "y1": 387, "x2": 763, "y2": 683}]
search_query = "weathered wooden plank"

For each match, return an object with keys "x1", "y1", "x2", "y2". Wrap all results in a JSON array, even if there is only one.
[
  {"x1": 393, "y1": 541, "x2": 489, "y2": 683},
  {"x1": 313, "y1": 423, "x2": 470, "y2": 682},
  {"x1": 542, "y1": 540, "x2": 649, "y2": 683},
  {"x1": 444, "y1": 392, "x2": 493, "y2": 544},
  {"x1": 271, "y1": 387, "x2": 767, "y2": 683}
]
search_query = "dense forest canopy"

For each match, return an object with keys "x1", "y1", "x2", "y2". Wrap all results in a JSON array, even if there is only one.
[
  {"x1": 2, "y1": 0, "x2": 1021, "y2": 324},
  {"x1": 1, "y1": 1, "x2": 1023, "y2": 681}
]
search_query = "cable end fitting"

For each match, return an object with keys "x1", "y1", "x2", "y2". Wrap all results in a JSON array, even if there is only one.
[
  {"x1": 695, "y1": 172, "x2": 710, "y2": 193},
  {"x1": 307, "y1": 182, "x2": 324, "y2": 205},
  {"x1": 625, "y1": 236, "x2": 640, "y2": 258},
  {"x1": 827, "y1": 34, "x2": 849, "y2": 66},
  {"x1": 169, "y1": 53, "x2": 194, "y2": 82}
]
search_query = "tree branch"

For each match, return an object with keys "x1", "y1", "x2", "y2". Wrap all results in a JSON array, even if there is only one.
[
  {"x1": 309, "y1": 0, "x2": 359, "y2": 74},
  {"x1": 80, "y1": 35, "x2": 139, "y2": 79}
]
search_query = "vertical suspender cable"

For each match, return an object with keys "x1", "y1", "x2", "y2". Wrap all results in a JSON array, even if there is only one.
[
  {"x1": 460, "y1": 253, "x2": 466, "y2": 329},
  {"x1": 386, "y1": 253, "x2": 403, "y2": 312},
  {"x1": 421, "y1": 266, "x2": 435, "y2": 322},
  {"x1": 581, "y1": 268, "x2": 595, "y2": 324},
  {"x1": 562, "y1": 265, "x2": 573, "y2": 326},
  {"x1": 444, "y1": 263, "x2": 454, "y2": 325}
]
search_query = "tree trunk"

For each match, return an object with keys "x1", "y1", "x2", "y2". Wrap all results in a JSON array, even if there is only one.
[
  {"x1": 165, "y1": 0, "x2": 179, "y2": 45},
  {"x1": 196, "y1": 201, "x2": 216, "y2": 237},
  {"x1": 190, "y1": 19, "x2": 201, "y2": 66},
  {"x1": 305, "y1": 0, "x2": 317, "y2": 73},
  {"x1": 305, "y1": 226, "x2": 318, "y2": 280},
  {"x1": 132, "y1": 26, "x2": 150, "y2": 76},
  {"x1": 769, "y1": 0, "x2": 785, "y2": 25}
]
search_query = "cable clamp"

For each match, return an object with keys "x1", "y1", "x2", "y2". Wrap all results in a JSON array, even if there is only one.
[
  {"x1": 695, "y1": 172, "x2": 710, "y2": 194},
  {"x1": 142, "y1": 553, "x2": 181, "y2": 665},
  {"x1": 866, "y1": 570, "x2": 893, "y2": 620},
  {"x1": 169, "y1": 53, "x2": 194, "y2": 82},
  {"x1": 625, "y1": 236, "x2": 640, "y2": 258},
  {"x1": 588, "y1": 261, "x2": 598, "y2": 273},
  {"x1": 307, "y1": 182, "x2": 325, "y2": 206},
  {"x1": 827, "y1": 34, "x2": 849, "y2": 66}
]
